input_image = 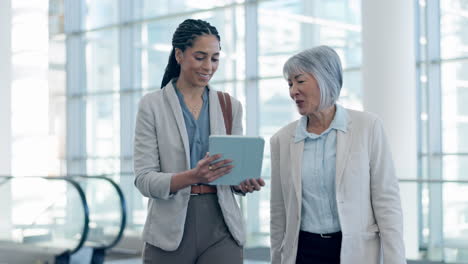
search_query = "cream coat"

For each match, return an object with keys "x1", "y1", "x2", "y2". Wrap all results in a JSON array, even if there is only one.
[
  {"x1": 270, "y1": 108, "x2": 406, "y2": 264},
  {"x1": 133, "y1": 82, "x2": 245, "y2": 251}
]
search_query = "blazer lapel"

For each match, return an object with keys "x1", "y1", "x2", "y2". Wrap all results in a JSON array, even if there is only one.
[
  {"x1": 336, "y1": 112, "x2": 353, "y2": 190},
  {"x1": 164, "y1": 82, "x2": 191, "y2": 168},
  {"x1": 290, "y1": 131, "x2": 304, "y2": 211}
]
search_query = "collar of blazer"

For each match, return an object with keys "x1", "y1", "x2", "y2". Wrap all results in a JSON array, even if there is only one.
[
  {"x1": 288, "y1": 109, "x2": 353, "y2": 206},
  {"x1": 162, "y1": 81, "x2": 227, "y2": 168}
]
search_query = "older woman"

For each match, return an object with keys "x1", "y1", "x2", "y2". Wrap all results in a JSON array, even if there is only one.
[{"x1": 269, "y1": 46, "x2": 406, "y2": 264}]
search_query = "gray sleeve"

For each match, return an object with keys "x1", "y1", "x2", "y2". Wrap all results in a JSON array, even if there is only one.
[{"x1": 133, "y1": 95, "x2": 175, "y2": 200}]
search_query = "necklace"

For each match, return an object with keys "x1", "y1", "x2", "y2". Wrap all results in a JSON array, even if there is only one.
[
  {"x1": 186, "y1": 101, "x2": 202, "y2": 119},
  {"x1": 178, "y1": 85, "x2": 204, "y2": 119}
]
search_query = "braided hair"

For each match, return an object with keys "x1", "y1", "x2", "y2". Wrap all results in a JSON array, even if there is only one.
[{"x1": 161, "y1": 19, "x2": 221, "y2": 88}]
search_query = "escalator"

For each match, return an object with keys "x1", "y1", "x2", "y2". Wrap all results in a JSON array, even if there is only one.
[
  {"x1": 70, "y1": 175, "x2": 127, "y2": 263},
  {"x1": 0, "y1": 175, "x2": 126, "y2": 264}
]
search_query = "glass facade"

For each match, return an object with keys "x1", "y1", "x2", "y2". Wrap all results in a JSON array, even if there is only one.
[{"x1": 417, "y1": 0, "x2": 468, "y2": 262}]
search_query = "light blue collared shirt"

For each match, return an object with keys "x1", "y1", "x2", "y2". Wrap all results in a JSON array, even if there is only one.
[
  {"x1": 174, "y1": 81, "x2": 210, "y2": 170},
  {"x1": 295, "y1": 104, "x2": 347, "y2": 234}
]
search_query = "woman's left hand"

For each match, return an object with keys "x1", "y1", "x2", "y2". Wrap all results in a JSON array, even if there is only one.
[{"x1": 233, "y1": 178, "x2": 266, "y2": 194}]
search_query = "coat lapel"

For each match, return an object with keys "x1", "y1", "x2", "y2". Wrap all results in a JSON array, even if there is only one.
[
  {"x1": 164, "y1": 82, "x2": 191, "y2": 169},
  {"x1": 336, "y1": 111, "x2": 353, "y2": 190},
  {"x1": 290, "y1": 130, "x2": 304, "y2": 212}
]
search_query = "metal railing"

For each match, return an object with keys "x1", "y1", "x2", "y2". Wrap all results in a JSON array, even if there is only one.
[{"x1": 0, "y1": 174, "x2": 127, "y2": 263}]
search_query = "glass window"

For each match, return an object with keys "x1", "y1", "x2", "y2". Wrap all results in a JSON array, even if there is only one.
[
  {"x1": 49, "y1": 36, "x2": 67, "y2": 175},
  {"x1": 85, "y1": 30, "x2": 119, "y2": 93},
  {"x1": 11, "y1": 0, "x2": 51, "y2": 176},
  {"x1": 48, "y1": 0, "x2": 64, "y2": 35},
  {"x1": 86, "y1": 94, "x2": 120, "y2": 174},
  {"x1": 418, "y1": 0, "x2": 468, "y2": 262},
  {"x1": 442, "y1": 180, "x2": 468, "y2": 261},
  {"x1": 440, "y1": 0, "x2": 468, "y2": 59},
  {"x1": 442, "y1": 61, "x2": 468, "y2": 153},
  {"x1": 138, "y1": 20, "x2": 178, "y2": 90},
  {"x1": 136, "y1": 0, "x2": 244, "y2": 20},
  {"x1": 258, "y1": 0, "x2": 362, "y2": 142},
  {"x1": 84, "y1": 0, "x2": 118, "y2": 29},
  {"x1": 340, "y1": 70, "x2": 362, "y2": 110}
]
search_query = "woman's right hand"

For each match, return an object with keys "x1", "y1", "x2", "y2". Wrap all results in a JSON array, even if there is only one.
[{"x1": 192, "y1": 153, "x2": 234, "y2": 184}]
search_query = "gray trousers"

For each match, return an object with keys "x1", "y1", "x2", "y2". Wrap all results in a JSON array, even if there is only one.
[{"x1": 142, "y1": 194, "x2": 243, "y2": 264}]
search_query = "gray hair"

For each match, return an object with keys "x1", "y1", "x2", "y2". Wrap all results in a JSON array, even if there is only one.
[{"x1": 283, "y1": 45, "x2": 343, "y2": 110}]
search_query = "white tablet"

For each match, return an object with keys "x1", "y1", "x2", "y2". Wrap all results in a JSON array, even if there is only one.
[{"x1": 207, "y1": 135, "x2": 265, "y2": 185}]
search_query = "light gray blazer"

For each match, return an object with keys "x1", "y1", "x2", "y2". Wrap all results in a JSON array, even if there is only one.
[
  {"x1": 270, "y1": 108, "x2": 406, "y2": 264},
  {"x1": 133, "y1": 81, "x2": 245, "y2": 251}
]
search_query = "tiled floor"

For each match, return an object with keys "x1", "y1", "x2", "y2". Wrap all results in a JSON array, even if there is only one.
[
  {"x1": 104, "y1": 245, "x2": 271, "y2": 264},
  {"x1": 105, "y1": 258, "x2": 269, "y2": 264}
]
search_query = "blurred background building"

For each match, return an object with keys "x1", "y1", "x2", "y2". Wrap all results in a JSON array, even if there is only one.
[{"x1": 1, "y1": 0, "x2": 468, "y2": 263}]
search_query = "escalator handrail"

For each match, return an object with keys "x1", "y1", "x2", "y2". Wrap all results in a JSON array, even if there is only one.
[
  {"x1": 40, "y1": 176, "x2": 90, "y2": 255},
  {"x1": 398, "y1": 178, "x2": 468, "y2": 184},
  {"x1": 74, "y1": 175, "x2": 127, "y2": 250},
  {"x1": 0, "y1": 175, "x2": 90, "y2": 255},
  {"x1": 1, "y1": 174, "x2": 127, "y2": 251}
]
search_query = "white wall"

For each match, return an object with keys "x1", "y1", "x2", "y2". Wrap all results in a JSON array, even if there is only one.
[{"x1": 0, "y1": 0, "x2": 12, "y2": 239}]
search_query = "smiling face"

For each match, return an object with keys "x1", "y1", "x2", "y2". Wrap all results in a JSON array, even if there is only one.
[
  {"x1": 175, "y1": 34, "x2": 220, "y2": 89},
  {"x1": 288, "y1": 72, "x2": 321, "y2": 116}
]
